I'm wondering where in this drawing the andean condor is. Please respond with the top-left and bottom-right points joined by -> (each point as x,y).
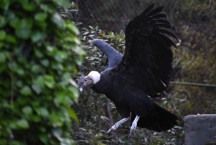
78,4 -> 179,134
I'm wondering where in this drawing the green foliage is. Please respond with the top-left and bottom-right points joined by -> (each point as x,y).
0,0 -> 84,144
172,23 -> 216,114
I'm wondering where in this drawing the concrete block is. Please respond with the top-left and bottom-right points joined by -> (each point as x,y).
184,114 -> 216,145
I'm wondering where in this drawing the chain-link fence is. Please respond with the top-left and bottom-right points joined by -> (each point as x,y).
74,0 -> 215,31
75,0 -> 174,31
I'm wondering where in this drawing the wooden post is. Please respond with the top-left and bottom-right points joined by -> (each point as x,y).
184,114 -> 216,145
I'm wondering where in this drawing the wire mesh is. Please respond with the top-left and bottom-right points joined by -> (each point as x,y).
76,0 -> 156,31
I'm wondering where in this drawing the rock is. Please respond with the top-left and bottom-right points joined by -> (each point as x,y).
184,114 -> 216,145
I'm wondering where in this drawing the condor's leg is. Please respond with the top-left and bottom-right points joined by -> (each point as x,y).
129,115 -> 140,135
107,117 -> 130,133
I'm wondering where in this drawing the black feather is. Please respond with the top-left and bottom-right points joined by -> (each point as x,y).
140,4 -> 155,16
150,13 -> 167,19
146,6 -> 163,17
156,28 -> 179,40
131,104 -> 178,132
154,23 -> 172,29
151,33 -> 177,47
155,19 -> 171,25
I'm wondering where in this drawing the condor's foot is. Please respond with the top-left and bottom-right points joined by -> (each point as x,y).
107,117 -> 130,134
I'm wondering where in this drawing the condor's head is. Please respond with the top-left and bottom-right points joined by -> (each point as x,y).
78,71 -> 101,92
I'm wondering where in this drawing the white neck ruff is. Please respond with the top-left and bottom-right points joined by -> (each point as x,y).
87,71 -> 101,84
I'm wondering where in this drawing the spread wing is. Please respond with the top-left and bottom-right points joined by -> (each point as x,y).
112,5 -> 179,97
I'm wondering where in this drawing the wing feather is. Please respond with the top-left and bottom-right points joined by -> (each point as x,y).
111,5 -> 179,97
151,33 -> 177,47
154,23 -> 172,29
155,28 -> 179,40
139,4 -> 155,16
155,19 -> 172,26
148,6 -> 164,16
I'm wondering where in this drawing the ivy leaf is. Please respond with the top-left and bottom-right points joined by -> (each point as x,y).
0,53 -> 6,63
31,65 -> 42,73
9,17 -> 19,29
31,31 -> 46,43
66,22 -> 79,35
36,108 -> 49,117
22,106 -> 33,115
22,2 -> 36,11
32,76 -> 45,94
41,59 -> 49,67
19,18 -> 33,29
20,86 -> 32,96
53,0 -> 70,9
15,19 -> 33,39
68,86 -> 79,102
52,13 -> 64,28
35,13 -> 47,22
0,0 -> 10,10
16,28 -> 31,39
0,16 -> 6,27
44,75 -> 55,88
5,35 -> 16,44
16,119 -> 29,129
65,106 -> 78,122
0,30 -> 6,40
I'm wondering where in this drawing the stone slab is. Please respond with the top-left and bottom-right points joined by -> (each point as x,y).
184,114 -> 216,145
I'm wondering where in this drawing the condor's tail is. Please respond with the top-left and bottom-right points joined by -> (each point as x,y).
131,104 -> 178,132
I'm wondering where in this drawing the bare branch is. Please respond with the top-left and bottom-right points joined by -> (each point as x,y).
170,81 -> 216,88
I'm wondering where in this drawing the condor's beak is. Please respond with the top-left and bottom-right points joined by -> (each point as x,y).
78,75 -> 94,92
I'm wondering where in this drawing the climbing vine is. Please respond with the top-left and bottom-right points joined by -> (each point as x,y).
0,0 -> 84,144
